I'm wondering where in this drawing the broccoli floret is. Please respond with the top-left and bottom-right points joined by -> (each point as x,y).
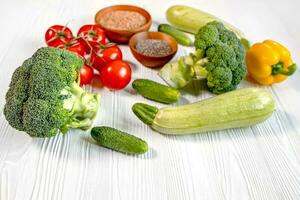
207,67 -> 233,93
159,21 -> 246,94
4,47 -> 100,137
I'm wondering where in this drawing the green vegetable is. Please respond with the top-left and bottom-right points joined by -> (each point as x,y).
4,47 -> 100,137
91,126 -> 148,154
158,24 -> 193,46
132,88 -> 275,135
166,5 -> 246,40
132,79 -> 180,104
159,21 -> 246,94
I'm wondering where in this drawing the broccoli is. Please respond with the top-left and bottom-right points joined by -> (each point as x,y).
4,47 -> 100,137
158,21 -> 246,94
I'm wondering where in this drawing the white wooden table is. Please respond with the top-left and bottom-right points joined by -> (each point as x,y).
0,0 -> 300,199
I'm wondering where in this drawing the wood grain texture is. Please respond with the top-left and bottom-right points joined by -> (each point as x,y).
0,0 -> 300,199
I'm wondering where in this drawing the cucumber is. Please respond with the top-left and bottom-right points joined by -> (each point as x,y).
91,126 -> 148,154
158,24 -> 193,46
132,88 -> 275,135
166,5 -> 246,39
132,79 -> 180,104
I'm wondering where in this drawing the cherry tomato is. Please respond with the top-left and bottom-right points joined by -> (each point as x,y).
45,25 -> 73,47
90,45 -> 123,72
100,60 -> 131,90
80,64 -> 94,85
66,42 -> 85,57
77,25 -> 106,54
54,39 -> 85,57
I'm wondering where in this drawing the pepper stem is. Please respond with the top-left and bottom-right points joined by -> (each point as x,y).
272,62 -> 297,76
132,103 -> 158,125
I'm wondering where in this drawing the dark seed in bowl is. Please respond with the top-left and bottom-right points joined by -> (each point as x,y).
136,39 -> 172,57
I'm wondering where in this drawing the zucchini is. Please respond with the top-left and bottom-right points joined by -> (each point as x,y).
166,5 -> 246,39
132,79 -> 180,104
91,126 -> 148,154
132,88 -> 275,135
158,24 -> 193,46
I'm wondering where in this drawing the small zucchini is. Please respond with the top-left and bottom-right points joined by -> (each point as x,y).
158,24 -> 193,46
132,79 -> 180,104
91,126 -> 148,154
132,88 -> 275,135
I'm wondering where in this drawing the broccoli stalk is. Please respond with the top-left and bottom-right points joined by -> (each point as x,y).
60,82 -> 100,133
4,47 -> 100,137
159,49 -> 206,88
158,21 -> 246,94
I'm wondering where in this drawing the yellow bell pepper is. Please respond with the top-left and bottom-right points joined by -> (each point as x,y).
246,40 -> 297,85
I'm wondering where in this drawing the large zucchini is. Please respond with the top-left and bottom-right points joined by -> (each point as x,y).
132,88 -> 275,135
166,5 -> 246,39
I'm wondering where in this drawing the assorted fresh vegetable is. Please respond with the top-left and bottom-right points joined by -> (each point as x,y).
91,126 -> 148,154
4,47 -> 100,137
44,24 -> 131,89
4,4 -> 297,155
132,88 -> 275,135
159,21 -> 246,94
132,79 -> 180,104
246,40 -> 297,85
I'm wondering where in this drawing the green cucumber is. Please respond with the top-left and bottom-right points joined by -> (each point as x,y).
91,126 -> 148,154
158,24 -> 193,46
132,88 -> 275,135
132,79 -> 180,104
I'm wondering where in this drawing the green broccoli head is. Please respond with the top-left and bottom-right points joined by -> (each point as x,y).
159,21 -> 246,94
4,58 -> 33,130
4,47 -> 100,137
195,21 -> 246,93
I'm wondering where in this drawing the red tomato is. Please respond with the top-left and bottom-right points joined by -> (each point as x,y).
77,25 -> 106,54
90,45 -> 123,72
100,60 -> 131,90
80,64 -> 94,85
66,42 -> 85,57
45,25 -> 73,47
55,39 -> 85,57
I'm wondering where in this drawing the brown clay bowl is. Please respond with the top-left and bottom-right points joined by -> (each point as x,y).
129,31 -> 178,68
95,5 -> 152,44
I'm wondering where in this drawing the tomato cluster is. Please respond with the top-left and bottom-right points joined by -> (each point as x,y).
45,24 -> 131,90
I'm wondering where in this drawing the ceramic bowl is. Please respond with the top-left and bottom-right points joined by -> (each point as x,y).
129,31 -> 178,68
95,5 -> 152,43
